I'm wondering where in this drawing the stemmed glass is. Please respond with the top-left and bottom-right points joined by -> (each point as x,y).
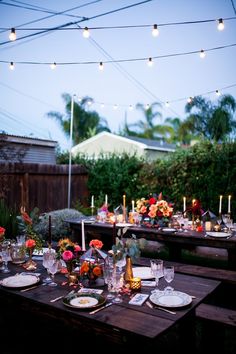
47,255 -> 59,287
112,268 -> 123,303
163,265 -> 175,294
103,265 -> 115,300
150,259 -> 163,292
116,255 -> 126,272
1,241 -> 11,273
42,250 -> 55,284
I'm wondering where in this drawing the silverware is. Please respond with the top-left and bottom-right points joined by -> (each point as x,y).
50,290 -> 76,303
89,302 -> 112,314
20,285 -> 39,292
146,301 -> 176,315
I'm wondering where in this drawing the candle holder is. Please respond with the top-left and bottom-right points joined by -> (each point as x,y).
130,277 -> 141,291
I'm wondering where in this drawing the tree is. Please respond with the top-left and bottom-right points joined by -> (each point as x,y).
184,94 -> 236,142
47,93 -> 110,145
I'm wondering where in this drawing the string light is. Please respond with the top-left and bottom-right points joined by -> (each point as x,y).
83,26 -> 90,38
165,101 -> 170,107
217,18 -> 225,31
147,57 -> 153,67
100,103 -> 105,108
113,104 -> 118,110
9,62 -> 15,70
199,49 -> 206,58
215,89 -> 221,96
145,104 -> 150,110
152,24 -> 159,37
99,62 -> 104,71
9,28 -> 16,41
50,62 -> 57,69
129,104 -> 133,111
187,96 -> 193,103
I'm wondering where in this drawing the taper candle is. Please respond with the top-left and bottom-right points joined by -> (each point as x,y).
183,197 -> 186,213
105,194 -> 108,205
81,220 -> 86,251
91,195 -> 94,208
132,200 -> 135,213
123,194 -> 126,208
228,195 -> 231,213
219,195 -> 223,214
48,215 -> 52,246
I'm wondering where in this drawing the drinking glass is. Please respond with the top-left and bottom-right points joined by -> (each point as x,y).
1,241 -> 10,273
112,268 -> 123,303
48,259 -> 59,287
116,255 -> 126,271
150,259 -> 163,292
42,250 -> 55,284
103,265 -> 115,300
163,265 -> 175,294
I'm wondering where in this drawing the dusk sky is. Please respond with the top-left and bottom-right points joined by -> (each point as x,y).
1,0 -> 236,150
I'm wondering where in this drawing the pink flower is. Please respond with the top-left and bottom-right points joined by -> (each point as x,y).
62,250 -> 74,261
74,244 -> 81,252
0,226 -> 5,236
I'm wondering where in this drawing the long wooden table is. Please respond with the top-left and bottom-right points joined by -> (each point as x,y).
0,259 -> 220,353
66,220 -> 236,270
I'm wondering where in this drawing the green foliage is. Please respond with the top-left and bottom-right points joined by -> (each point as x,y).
0,199 -> 19,238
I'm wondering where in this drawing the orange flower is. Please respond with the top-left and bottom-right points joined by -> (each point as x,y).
93,266 -> 102,277
89,239 -> 103,249
25,239 -> 36,249
80,261 -> 90,274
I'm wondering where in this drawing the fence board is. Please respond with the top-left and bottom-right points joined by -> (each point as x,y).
0,162 -> 88,212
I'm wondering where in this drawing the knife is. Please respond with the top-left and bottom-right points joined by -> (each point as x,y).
89,302 -> 112,314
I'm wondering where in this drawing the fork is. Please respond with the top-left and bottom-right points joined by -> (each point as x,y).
146,301 -> 176,314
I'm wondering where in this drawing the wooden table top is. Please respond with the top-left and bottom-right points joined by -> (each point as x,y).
0,259 -> 220,347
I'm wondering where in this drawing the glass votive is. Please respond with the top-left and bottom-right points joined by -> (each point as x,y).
205,221 -> 212,231
130,277 -> 141,291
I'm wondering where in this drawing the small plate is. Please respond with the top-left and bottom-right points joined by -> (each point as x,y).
162,228 -> 177,233
0,274 -> 40,289
150,290 -> 192,308
63,292 -> 106,309
116,223 -> 133,227
133,267 -> 154,279
206,231 -> 231,238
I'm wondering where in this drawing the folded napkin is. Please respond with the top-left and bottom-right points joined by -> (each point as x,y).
141,280 -> 156,287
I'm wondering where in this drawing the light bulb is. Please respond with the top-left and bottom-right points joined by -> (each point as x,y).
187,97 -> 193,103
83,27 -> 90,38
9,61 -> 15,70
87,100 -> 92,106
215,90 -> 221,96
165,101 -> 170,107
199,49 -> 206,58
9,28 -> 16,41
217,18 -> 224,31
100,103 -> 104,108
152,24 -> 159,37
147,57 -> 153,67
145,104 -> 150,110
129,105 -> 133,111
50,62 -> 56,69
99,62 -> 104,71
113,104 -> 118,110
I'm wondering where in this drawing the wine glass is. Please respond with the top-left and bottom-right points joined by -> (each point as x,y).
47,259 -> 59,287
1,241 -> 10,273
150,259 -> 163,292
111,268 -> 123,303
103,265 -> 115,300
163,265 -> 175,294
42,250 -> 55,284
116,255 -> 126,271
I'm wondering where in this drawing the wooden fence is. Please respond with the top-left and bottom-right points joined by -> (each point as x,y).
0,163 -> 88,213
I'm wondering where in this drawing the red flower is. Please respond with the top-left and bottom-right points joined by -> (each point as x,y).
25,239 -> 36,249
89,239 -> 103,249
0,226 -> 6,236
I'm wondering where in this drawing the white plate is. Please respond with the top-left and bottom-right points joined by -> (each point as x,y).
150,290 -> 192,308
116,223 -> 133,227
162,228 -> 177,232
0,274 -> 40,288
133,267 -> 154,279
206,231 -> 231,238
63,292 -> 106,309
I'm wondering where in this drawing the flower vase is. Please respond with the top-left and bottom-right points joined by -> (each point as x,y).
23,248 -> 37,270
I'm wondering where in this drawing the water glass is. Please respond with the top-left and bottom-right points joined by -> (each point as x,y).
163,265 -> 175,294
150,259 -> 163,291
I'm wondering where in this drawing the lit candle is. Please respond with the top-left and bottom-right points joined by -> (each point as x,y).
91,195 -> 94,208
105,194 -> 108,205
81,220 -> 86,251
132,200 -> 135,213
123,194 -> 126,209
219,195 -> 223,214
183,197 -> 186,213
228,195 -> 231,213
48,215 -> 52,247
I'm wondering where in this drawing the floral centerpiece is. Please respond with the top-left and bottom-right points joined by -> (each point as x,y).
0,226 -> 6,243
136,193 -> 173,227
57,238 -> 81,275
80,239 -> 106,285
17,207 -> 43,252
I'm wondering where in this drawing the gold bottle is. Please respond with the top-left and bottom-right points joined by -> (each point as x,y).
124,255 -> 133,283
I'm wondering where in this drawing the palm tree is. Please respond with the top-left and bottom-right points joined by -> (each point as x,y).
184,94 -> 236,142
164,117 -> 195,145
47,93 -> 110,145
